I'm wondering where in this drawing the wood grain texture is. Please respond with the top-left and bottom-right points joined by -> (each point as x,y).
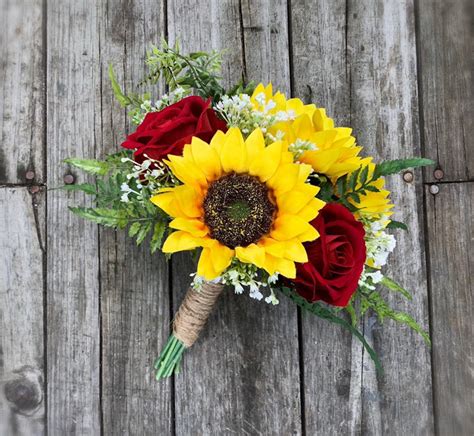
348,1 -> 433,434
0,0 -> 45,184
0,187 -> 45,435
46,1 -> 101,433
291,2 -> 362,434
168,2 -> 302,434
426,182 -> 474,435
97,1 -> 173,434
417,0 -> 474,182
292,1 -> 434,434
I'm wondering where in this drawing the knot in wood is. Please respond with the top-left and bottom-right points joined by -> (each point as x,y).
4,377 -> 42,413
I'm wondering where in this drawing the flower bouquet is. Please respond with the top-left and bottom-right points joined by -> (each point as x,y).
65,41 -> 433,380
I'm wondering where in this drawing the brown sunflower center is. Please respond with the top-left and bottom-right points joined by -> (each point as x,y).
203,173 -> 276,249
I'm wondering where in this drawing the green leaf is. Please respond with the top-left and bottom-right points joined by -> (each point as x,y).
136,221 -> 152,245
388,312 -> 431,345
150,221 -> 167,253
108,63 -> 131,108
61,183 -> 97,195
128,221 -> 141,238
386,220 -> 408,231
348,168 -> 361,191
365,291 -> 431,346
69,207 -> 126,228
64,158 -> 110,176
380,276 -> 412,300
345,301 -> 358,327
359,165 -> 369,185
373,158 -> 434,179
279,286 -> 383,373
364,184 -> 380,193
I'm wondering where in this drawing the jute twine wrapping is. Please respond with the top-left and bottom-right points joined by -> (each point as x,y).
173,282 -> 224,348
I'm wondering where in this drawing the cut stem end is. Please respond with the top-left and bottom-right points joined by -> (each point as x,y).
154,334 -> 186,379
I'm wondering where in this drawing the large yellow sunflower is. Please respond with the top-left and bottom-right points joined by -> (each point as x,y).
151,127 -> 325,280
251,83 -> 369,180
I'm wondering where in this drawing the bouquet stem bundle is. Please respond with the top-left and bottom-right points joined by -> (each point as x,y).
155,282 -> 224,379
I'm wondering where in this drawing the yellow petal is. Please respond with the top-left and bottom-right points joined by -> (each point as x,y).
297,198 -> 326,221
261,238 -> 308,263
189,137 -> 222,181
167,153 -> 207,190
267,163 -> 300,195
162,231 -> 204,253
297,225 -> 319,243
150,191 -> 182,218
197,244 -> 234,280
210,242 -> 234,275
235,243 -> 266,267
277,184 -> 320,215
220,127 -> 247,173
169,217 -> 208,237
197,248 -> 219,280
249,141 -> 283,181
271,214 -> 314,240
244,128 -> 266,165
313,108 -> 334,131
262,254 -> 296,278
173,185 -> 202,218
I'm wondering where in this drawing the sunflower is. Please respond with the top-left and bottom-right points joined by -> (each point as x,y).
275,113 -> 371,180
151,127 -> 325,280
251,83 -> 369,180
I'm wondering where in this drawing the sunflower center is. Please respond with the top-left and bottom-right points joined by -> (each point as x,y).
203,173 -> 276,249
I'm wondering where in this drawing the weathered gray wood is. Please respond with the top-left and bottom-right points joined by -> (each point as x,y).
418,0 -> 474,182
240,0 -> 290,89
292,1 -> 434,434
0,187 -> 45,435
98,1 -> 173,434
0,0 -> 45,184
168,2 -> 302,434
291,1 -> 362,434
348,1 -> 433,434
426,182 -> 474,435
46,1 -> 101,433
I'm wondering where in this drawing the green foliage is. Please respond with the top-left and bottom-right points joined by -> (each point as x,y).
226,79 -> 257,97
141,39 -> 226,100
64,158 -> 110,176
373,158 -> 434,179
361,290 -> 431,345
279,286 -> 383,373
380,276 -> 412,300
63,152 -> 168,251
333,157 -> 434,208
108,63 -> 131,108
386,220 -> 408,231
348,276 -> 431,346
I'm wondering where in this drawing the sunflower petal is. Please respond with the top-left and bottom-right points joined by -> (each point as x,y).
162,231 -> 204,253
169,217 -> 208,237
235,243 -> 266,267
220,127 -> 247,173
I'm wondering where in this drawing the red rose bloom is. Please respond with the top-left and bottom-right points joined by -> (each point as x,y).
292,203 -> 366,307
121,96 -> 227,163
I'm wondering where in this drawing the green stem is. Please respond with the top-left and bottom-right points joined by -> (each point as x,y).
154,334 -> 187,380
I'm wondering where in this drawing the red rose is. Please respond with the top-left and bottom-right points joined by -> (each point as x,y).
121,96 -> 227,163
292,203 -> 366,307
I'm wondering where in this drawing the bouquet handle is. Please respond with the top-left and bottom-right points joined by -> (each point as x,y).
155,282 -> 224,379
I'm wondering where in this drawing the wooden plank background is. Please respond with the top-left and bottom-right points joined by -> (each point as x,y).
0,0 -> 472,435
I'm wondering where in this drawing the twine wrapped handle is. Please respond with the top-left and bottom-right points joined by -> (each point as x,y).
173,282 -> 225,347
155,281 -> 224,379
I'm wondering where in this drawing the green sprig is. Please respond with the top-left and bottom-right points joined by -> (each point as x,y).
279,286 -> 383,373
